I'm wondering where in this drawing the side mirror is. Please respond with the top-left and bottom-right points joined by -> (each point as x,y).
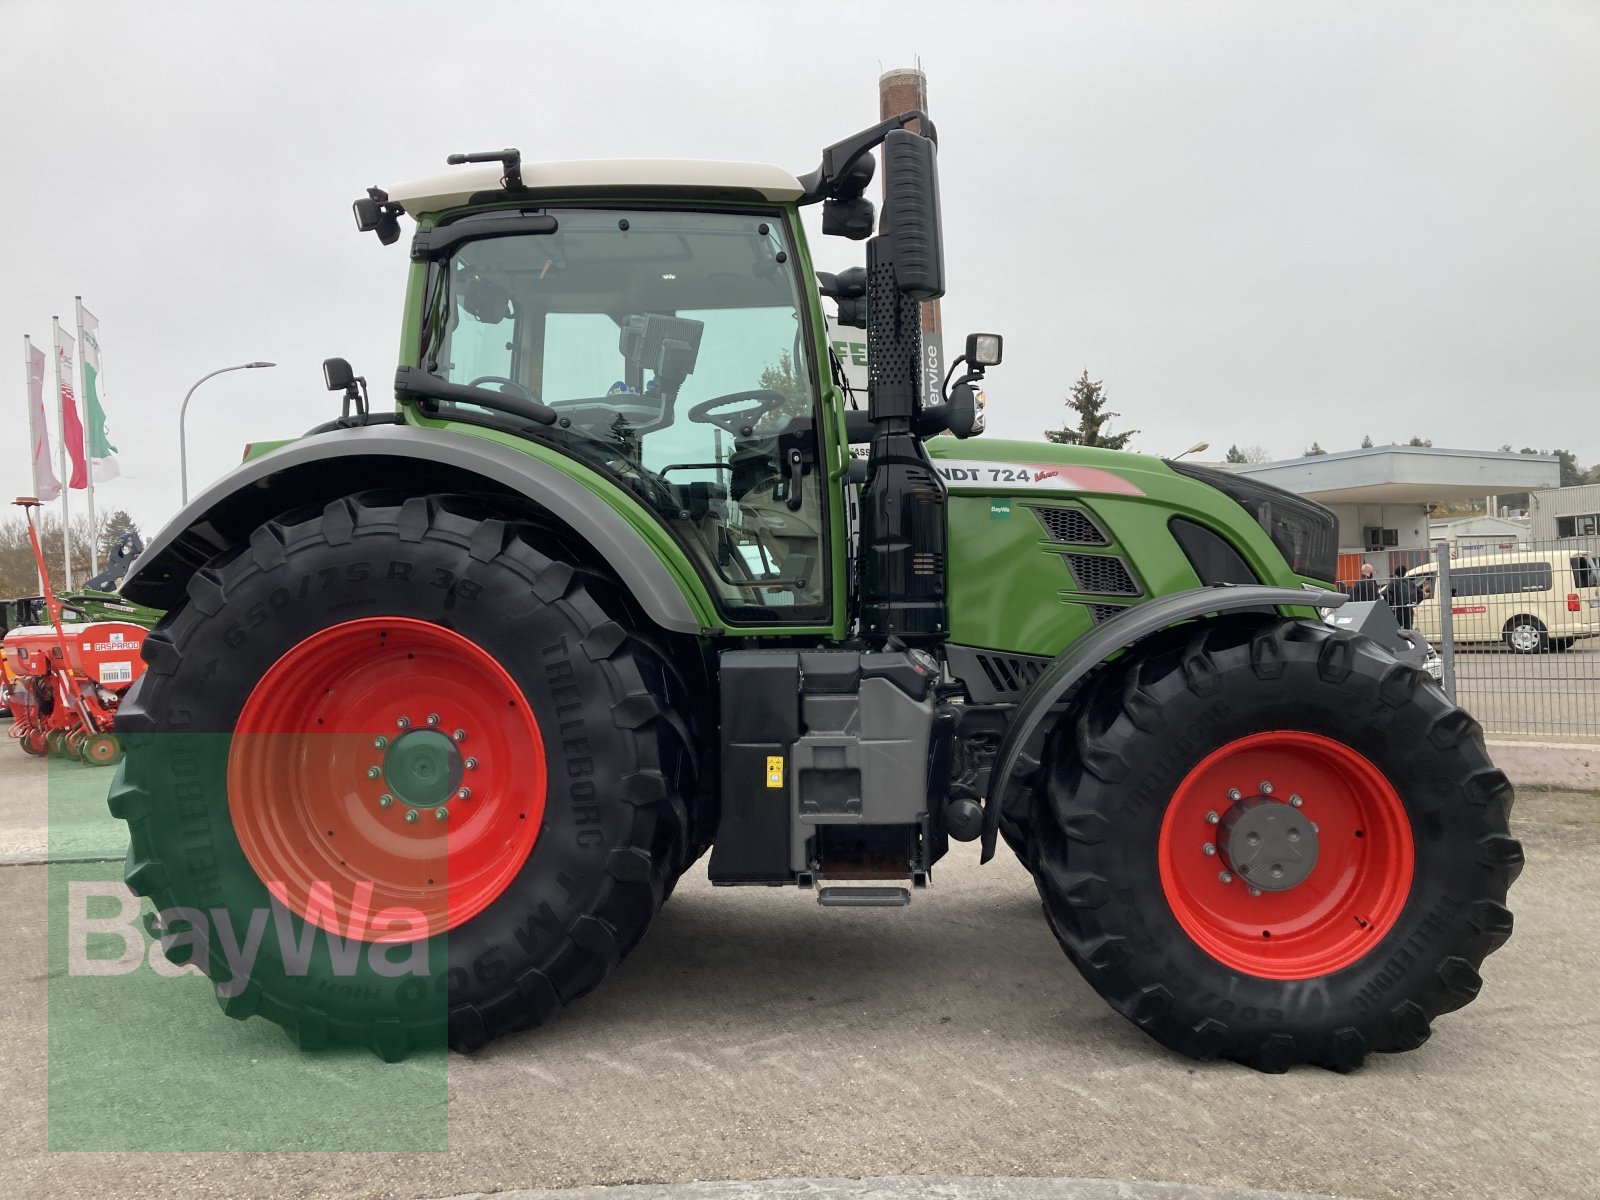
323,356 -> 369,419
947,383 -> 987,439
880,129 -> 944,301
322,357 -> 355,392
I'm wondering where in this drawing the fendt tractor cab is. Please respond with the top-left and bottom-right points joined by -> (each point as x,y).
113,115 -> 1519,1072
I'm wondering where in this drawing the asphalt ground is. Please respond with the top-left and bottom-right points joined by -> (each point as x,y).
1450,640 -> 1600,741
1,748 -> 1597,1200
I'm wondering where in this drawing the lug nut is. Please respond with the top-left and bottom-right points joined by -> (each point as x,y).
366,766 -> 381,779
1218,871 -> 1233,884
1289,794 -> 1303,808
373,736 -> 388,749
1259,780 -> 1274,795
426,713 -> 440,727
1248,886 -> 1262,897
404,809 -> 419,823
1202,843 -> 1217,856
378,794 -> 393,808
396,716 -> 410,729
1206,811 -> 1219,825
457,787 -> 472,801
464,757 -> 478,771
1227,788 -> 1242,801
452,729 -> 467,743
434,806 -> 449,821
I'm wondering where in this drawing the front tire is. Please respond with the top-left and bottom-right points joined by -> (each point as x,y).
111,493 -> 691,1059
1032,618 -> 1521,1072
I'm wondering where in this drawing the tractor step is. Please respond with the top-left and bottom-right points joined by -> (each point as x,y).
816,886 -> 911,908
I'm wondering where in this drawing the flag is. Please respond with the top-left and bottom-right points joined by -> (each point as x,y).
78,305 -> 119,481
26,340 -> 61,501
56,324 -> 88,490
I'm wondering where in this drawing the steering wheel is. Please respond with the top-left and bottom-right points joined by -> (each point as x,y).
687,389 -> 788,436
468,375 -> 539,403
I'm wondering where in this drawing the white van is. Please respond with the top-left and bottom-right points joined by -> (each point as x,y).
1408,550 -> 1600,653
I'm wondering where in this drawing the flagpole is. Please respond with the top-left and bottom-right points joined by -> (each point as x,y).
75,296 -> 98,576
23,336 -> 46,594
52,316 -> 72,590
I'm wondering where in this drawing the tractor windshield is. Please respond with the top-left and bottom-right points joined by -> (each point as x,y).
419,207 -> 827,624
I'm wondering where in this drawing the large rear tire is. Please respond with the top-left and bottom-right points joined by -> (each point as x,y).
1032,618 -> 1521,1072
110,493 -> 691,1059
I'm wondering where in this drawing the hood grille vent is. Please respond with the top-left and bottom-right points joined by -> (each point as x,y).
1063,554 -> 1140,596
1033,506 -> 1108,545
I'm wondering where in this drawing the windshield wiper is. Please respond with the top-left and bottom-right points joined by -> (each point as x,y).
393,366 -> 559,426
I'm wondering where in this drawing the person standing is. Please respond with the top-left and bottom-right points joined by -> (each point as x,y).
1347,562 -> 1381,602
1383,563 -> 1420,629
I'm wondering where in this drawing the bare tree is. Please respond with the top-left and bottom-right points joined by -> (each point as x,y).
0,511 -> 108,598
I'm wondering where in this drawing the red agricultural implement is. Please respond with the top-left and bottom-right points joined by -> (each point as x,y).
2,498 -> 147,766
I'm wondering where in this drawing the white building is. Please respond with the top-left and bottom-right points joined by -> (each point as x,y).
1529,483 -> 1600,543
1427,514 -> 1531,551
1234,445 -> 1558,554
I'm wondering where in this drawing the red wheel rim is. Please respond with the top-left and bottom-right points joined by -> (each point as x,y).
1158,731 -> 1414,979
229,617 -> 546,941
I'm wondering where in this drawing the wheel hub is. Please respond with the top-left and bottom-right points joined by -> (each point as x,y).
382,728 -> 463,810
1217,796 -> 1319,892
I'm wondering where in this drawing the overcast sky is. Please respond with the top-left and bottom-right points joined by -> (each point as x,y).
4,0 -> 1597,537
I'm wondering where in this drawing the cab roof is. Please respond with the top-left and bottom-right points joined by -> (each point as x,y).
387,159 -> 806,215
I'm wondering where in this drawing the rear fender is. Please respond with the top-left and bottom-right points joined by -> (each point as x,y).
122,425 -> 714,634
980,584 -> 1347,861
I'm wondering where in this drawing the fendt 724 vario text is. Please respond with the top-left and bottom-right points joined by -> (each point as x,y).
112,116 -> 1520,1071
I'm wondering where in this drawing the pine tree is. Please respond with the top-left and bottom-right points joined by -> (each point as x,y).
97,509 -> 141,564
1361,435 -> 1373,449
1224,444 -> 1247,464
1043,370 -> 1137,449
1304,442 -> 1328,456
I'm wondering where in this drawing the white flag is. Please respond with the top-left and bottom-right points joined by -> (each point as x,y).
26,339 -> 61,501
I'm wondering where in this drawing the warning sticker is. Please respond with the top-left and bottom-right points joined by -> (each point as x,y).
765,756 -> 784,789
100,661 -> 134,684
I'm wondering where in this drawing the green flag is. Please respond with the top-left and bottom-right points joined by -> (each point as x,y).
78,305 -> 119,480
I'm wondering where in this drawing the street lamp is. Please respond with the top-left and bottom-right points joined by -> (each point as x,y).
1172,441 -> 1210,461
180,362 -> 276,504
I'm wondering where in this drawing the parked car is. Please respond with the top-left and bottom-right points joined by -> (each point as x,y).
1409,549 -> 1600,653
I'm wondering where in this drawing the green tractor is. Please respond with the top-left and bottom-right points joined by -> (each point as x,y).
111,115 -> 1520,1071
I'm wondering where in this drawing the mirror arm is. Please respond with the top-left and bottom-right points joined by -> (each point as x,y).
942,368 -> 985,405
797,111 -> 936,204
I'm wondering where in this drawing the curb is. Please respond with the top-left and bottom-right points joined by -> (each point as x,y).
1485,739 -> 1600,791
425,1179 -> 1349,1200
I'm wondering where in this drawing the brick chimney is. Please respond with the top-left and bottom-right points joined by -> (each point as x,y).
878,66 -> 942,342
